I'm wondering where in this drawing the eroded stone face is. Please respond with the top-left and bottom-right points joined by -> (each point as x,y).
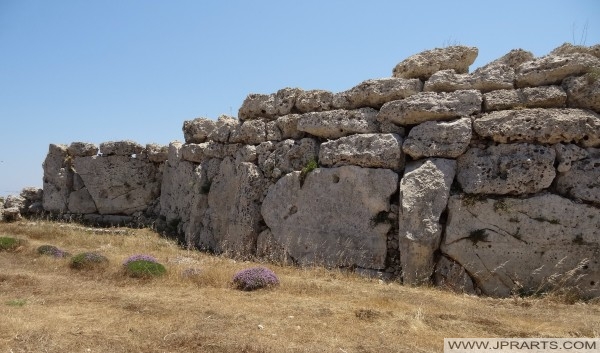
67,142 -> 98,157
319,133 -> 403,170
333,78 -> 423,109
238,88 -> 302,121
297,108 -> 379,139
261,166 -> 398,269
515,53 -> 600,88
442,194 -> 600,298
483,86 -> 567,111
474,108 -> 600,147
392,46 -> 478,80
295,90 -> 333,113
259,138 -> 319,180
457,143 -> 556,195
402,117 -> 472,159
42,144 -> 72,213
563,74 -> 600,114
555,149 -> 600,205
99,141 -> 143,156
182,117 -> 216,144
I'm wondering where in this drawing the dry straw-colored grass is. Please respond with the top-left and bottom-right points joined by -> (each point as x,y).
1,221 -> 599,352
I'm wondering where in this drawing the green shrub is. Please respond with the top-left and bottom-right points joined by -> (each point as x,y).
124,260 -> 166,278
70,252 -> 109,270
0,236 -> 21,251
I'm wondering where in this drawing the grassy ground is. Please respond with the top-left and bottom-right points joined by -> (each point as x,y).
1,221 -> 599,353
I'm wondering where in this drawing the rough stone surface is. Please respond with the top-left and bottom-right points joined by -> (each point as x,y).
200,158 -> 267,255
68,188 -> 97,214
229,119 -> 267,144
515,53 -> 600,88
67,142 -> 98,157
555,149 -> 600,204
319,133 -> 403,170
3,207 -> 21,222
392,46 -> 478,80
145,143 -> 169,163
261,166 -> 398,269
333,78 -> 423,109
424,64 -> 514,93
457,143 -> 556,195
181,142 -> 239,163
256,228 -> 291,264
483,86 -> 567,111
160,142 -> 199,225
74,155 -> 161,215
488,48 -> 535,68
550,42 -> 600,59
43,144 -> 72,213
442,194 -> 600,298
207,115 -> 238,143
259,138 -> 319,180
238,88 -> 302,121
295,90 -> 333,113
474,108 -> 600,147
434,256 -> 477,295
563,74 -> 600,113
273,114 -> 305,140
183,118 -> 216,144
399,158 -> 456,285
99,141 -> 144,156
297,108 -> 379,139
20,187 -> 43,202
378,90 -> 481,126
402,117 -> 472,159
554,143 -> 589,173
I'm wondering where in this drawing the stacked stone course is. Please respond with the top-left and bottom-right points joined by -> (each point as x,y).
24,42 -> 600,298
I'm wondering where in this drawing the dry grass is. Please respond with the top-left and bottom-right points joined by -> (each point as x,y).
1,221 -> 599,353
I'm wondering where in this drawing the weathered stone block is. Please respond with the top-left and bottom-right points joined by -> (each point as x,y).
483,86 -> 567,111
515,53 -> 600,88
259,138 -> 319,180
145,143 -> 169,163
457,143 -> 556,195
99,141 -> 144,156
442,194 -> 600,298
207,115 -> 238,143
261,166 -> 398,269
229,119 -> 267,144
67,142 -> 98,157
297,108 -> 379,139
399,158 -> 456,285
474,108 -> 600,147
554,143 -> 589,173
295,90 -> 333,113
555,149 -> 600,204
42,144 -> 72,213
319,133 -> 403,170
378,90 -> 482,126
563,74 -> 600,113
434,256 -> 476,295
392,46 -> 478,80
333,78 -> 422,109
402,117 -> 472,159
182,117 -> 216,144
238,88 -> 302,121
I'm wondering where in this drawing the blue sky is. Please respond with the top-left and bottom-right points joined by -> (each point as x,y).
0,0 -> 599,197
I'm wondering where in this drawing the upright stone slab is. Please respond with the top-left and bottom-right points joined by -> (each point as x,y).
442,194 -> 600,298
398,158 -> 456,285
319,133 -> 403,170
457,143 -> 556,195
261,166 -> 398,269
42,144 -> 72,213
392,46 -> 478,80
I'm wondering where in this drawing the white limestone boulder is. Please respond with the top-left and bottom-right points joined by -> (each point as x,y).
295,90 -> 333,113
474,108 -> 600,147
483,86 -> 567,111
260,138 -> 319,180
555,149 -> 600,204
377,90 -> 481,126
261,166 -> 398,269
402,117 -> 472,159
392,46 -> 478,80
99,140 -> 144,156
42,144 -> 72,213
563,74 -> 600,113
333,78 -> 423,109
319,133 -> 403,170
399,158 -> 456,285
550,42 -> 600,59
442,194 -> 600,298
457,143 -> 556,195
238,88 -> 302,121
228,119 -> 267,144
182,117 -> 216,144
297,108 -> 379,139
207,115 -> 238,143
67,142 -> 98,157
515,53 -> 600,88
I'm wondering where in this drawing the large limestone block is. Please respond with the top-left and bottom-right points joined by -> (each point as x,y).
144,143 -> 169,163
42,144 -> 73,213
333,78 -> 423,109
378,90 -> 481,126
295,90 -> 333,113
554,143 -> 588,172
515,53 -> 600,88
563,74 -> 600,113
297,108 -> 379,139
483,86 -> 567,111
555,150 -> 600,204
260,138 -> 319,180
399,158 -> 456,285
74,155 -> 161,215
181,142 -> 240,163
201,158 -> 267,255
160,142 -> 200,223
550,42 -> 600,59
488,48 -> 535,68
457,143 -> 556,195
423,65 -> 514,93
319,133 -> 403,170
68,188 -> 97,214
238,88 -> 302,121
228,119 -> 267,144
182,117 -> 216,144
273,114 -> 305,140
261,166 -> 398,269
392,46 -> 478,80
207,115 -> 238,143
99,141 -> 144,156
474,108 -> 600,147
67,142 -> 98,157
434,256 -> 476,295
402,117 -> 472,159
442,194 -> 600,298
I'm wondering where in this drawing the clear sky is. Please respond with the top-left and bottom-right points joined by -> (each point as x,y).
0,0 -> 599,197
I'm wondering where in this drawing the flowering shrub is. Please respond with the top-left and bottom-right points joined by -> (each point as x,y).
37,245 -> 70,258
232,267 -> 279,291
70,252 -> 109,270
122,254 -> 165,278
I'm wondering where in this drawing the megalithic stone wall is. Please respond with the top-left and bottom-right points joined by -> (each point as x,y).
40,42 -> 600,298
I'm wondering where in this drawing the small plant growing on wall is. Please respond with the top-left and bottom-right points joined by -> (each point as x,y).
299,158 -> 318,186
122,254 -> 166,278
232,266 -> 279,291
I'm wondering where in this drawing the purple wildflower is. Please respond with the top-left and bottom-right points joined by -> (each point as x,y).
123,254 -> 158,266
232,267 -> 279,291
